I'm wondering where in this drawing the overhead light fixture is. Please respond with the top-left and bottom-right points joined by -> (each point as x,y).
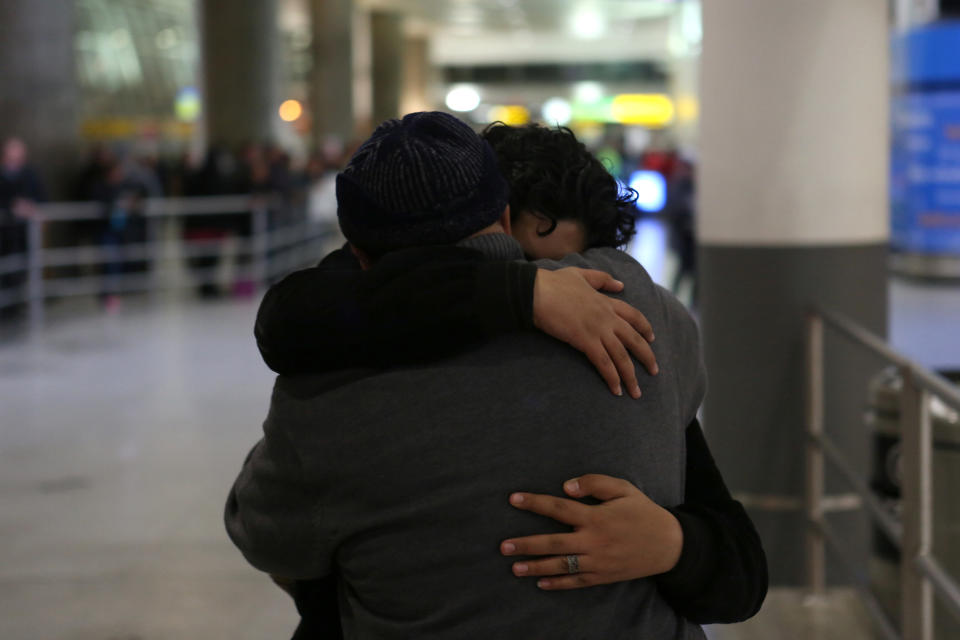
278,99 -> 303,122
445,85 -> 481,112
541,98 -> 573,126
573,81 -> 604,104
570,8 -> 605,39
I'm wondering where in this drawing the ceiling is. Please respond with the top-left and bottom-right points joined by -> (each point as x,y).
356,0 -> 683,37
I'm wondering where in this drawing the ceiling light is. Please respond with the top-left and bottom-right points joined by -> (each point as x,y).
542,98 -> 573,126
445,85 -> 481,112
570,8 -> 605,39
278,99 -> 303,122
573,81 -> 604,104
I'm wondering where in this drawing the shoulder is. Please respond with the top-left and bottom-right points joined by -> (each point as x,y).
534,248 -> 656,289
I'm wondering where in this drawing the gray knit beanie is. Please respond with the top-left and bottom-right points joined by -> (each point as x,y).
336,111 -> 509,256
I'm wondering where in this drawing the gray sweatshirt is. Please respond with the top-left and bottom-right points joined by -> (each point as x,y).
226,233 -> 707,639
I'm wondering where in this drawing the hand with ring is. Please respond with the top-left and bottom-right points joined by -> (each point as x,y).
500,474 -> 684,590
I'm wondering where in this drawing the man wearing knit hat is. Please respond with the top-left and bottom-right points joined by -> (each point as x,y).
226,112 -> 707,639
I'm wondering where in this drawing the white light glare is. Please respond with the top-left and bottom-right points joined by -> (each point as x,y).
541,97 -> 573,126
629,170 -> 667,213
573,81 -> 604,104
445,85 -> 481,112
570,8 -> 605,39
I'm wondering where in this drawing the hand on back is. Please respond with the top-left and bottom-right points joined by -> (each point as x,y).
533,267 -> 658,398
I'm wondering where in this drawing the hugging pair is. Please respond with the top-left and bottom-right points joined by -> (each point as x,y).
228,112 -> 766,639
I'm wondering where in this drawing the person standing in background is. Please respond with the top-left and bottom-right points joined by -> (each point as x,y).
0,138 -> 46,319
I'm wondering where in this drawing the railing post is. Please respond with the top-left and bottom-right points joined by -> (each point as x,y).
26,213 -> 44,332
251,197 -> 269,290
805,312 -> 826,596
901,367 -> 933,640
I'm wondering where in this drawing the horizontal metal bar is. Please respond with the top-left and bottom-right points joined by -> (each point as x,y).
0,287 -> 26,309
734,490 -> 864,514
39,240 -> 255,266
814,431 -> 904,546
35,229 -> 332,268
40,265 -> 260,299
0,253 -> 26,275
916,555 -> 960,626
36,195 -> 261,222
821,493 -> 863,512
815,518 -> 901,640
817,307 -> 960,412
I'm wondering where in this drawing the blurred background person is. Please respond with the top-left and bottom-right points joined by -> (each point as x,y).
0,137 -> 45,319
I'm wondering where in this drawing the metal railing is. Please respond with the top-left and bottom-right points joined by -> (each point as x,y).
0,194 -> 340,330
805,308 -> 960,640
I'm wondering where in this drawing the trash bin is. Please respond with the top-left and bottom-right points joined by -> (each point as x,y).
868,366 -> 960,636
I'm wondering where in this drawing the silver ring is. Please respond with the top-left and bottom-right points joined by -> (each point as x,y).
565,554 -> 580,574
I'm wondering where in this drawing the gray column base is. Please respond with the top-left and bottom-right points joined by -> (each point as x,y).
699,243 -> 888,585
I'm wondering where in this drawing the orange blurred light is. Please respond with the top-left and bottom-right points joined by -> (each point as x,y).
279,99 -> 303,122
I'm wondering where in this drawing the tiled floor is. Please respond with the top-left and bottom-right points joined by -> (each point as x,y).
0,264 -> 957,638
0,301 -> 297,639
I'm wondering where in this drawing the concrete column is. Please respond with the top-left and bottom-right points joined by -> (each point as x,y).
310,0 -> 354,146
201,0 -> 280,147
371,11 -> 404,125
0,0 -> 78,197
400,36 -> 431,116
699,0 -> 890,584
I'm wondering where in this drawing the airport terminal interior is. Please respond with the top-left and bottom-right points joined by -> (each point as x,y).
2,0 -> 960,638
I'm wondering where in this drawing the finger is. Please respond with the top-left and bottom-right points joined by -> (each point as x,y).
615,321 -> 658,377
509,492 -> 591,526
513,555 -> 592,577
501,532 -> 580,557
563,474 -> 639,501
575,268 -> 624,293
537,574 -> 601,590
602,335 -> 641,399
611,299 -> 655,343
583,342 -> 623,396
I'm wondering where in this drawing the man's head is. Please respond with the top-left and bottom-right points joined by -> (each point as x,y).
336,112 -> 510,262
482,123 -> 638,259
2,138 -> 28,173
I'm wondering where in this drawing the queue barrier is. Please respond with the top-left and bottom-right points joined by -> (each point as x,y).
805,309 -> 960,640
0,195 -> 340,330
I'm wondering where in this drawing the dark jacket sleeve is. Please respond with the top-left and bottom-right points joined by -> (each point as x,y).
255,243 -> 537,374
656,419 -> 768,624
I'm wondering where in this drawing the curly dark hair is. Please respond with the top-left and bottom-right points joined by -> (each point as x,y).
481,122 -> 638,249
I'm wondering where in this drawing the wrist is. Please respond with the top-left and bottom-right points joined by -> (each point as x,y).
657,506 -> 685,574
531,268 -> 550,331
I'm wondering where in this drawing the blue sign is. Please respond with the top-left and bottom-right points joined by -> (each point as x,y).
891,22 -> 960,255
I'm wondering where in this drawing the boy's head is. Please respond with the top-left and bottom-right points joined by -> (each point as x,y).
336,111 -> 509,261
482,123 -> 638,259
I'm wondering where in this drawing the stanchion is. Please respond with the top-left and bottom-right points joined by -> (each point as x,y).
900,368 -> 934,640
251,198 -> 269,291
805,312 -> 826,597
27,214 -> 44,333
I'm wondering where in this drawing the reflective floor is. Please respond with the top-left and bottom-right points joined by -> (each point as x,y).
1,240 -> 958,638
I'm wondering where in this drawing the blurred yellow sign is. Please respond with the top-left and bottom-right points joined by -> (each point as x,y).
610,94 -> 674,127
487,105 -> 531,126
80,118 -> 194,141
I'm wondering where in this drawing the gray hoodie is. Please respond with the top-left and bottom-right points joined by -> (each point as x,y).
226,233 -> 706,639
